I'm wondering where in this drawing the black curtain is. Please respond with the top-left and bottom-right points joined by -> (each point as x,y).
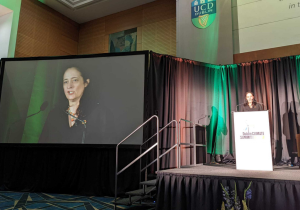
0,144 -> 140,196
156,172 -> 300,210
146,52 -> 300,167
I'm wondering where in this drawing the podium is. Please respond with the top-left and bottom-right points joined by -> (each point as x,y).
233,111 -> 273,171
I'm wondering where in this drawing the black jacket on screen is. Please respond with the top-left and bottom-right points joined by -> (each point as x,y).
39,101 -> 114,144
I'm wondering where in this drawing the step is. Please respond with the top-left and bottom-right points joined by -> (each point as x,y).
127,195 -> 157,207
112,195 -> 150,206
147,173 -> 157,180
131,200 -> 156,207
125,186 -> 156,196
140,179 -> 156,186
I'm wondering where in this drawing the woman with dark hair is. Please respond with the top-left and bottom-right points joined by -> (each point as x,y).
240,92 -> 263,112
39,67 -> 113,144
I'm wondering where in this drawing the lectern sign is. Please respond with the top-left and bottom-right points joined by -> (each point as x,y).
233,111 -> 273,171
240,127 -> 265,140
191,0 -> 217,29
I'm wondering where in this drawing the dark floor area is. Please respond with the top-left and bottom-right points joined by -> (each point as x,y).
0,191 -> 154,210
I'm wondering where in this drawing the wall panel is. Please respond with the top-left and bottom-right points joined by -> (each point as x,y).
16,0 -> 175,57
15,0 -> 79,57
78,0 -> 176,56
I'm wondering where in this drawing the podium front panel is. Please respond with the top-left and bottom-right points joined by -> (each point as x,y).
233,111 -> 273,171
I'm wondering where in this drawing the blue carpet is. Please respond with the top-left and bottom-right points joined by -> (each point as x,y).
0,191 -> 145,210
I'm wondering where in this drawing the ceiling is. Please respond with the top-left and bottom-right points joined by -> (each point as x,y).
39,0 -> 156,24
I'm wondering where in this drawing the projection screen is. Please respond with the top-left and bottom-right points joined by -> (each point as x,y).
0,52 -> 147,144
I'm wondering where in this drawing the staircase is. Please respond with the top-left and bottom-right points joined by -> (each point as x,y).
113,117 -> 208,210
114,117 -> 180,210
113,179 -> 156,207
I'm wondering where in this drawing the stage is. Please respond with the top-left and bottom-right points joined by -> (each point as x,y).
156,164 -> 300,210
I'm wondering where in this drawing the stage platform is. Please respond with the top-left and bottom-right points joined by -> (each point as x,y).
156,164 -> 300,210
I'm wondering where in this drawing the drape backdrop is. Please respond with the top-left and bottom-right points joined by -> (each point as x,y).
1,52 -> 300,195
145,52 -> 300,167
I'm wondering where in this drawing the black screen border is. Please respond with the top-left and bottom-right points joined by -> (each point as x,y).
0,51 -> 149,146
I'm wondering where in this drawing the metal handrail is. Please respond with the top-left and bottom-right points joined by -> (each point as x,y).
117,116 -> 158,146
141,120 -> 177,147
118,143 -> 158,175
179,119 -> 195,168
115,115 -> 159,209
178,119 -> 207,168
141,144 -> 178,172
139,120 -> 179,176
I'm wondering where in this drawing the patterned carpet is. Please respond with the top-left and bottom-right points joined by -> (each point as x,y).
0,191 -> 150,210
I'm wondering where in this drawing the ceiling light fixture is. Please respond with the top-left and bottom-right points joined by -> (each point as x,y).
57,0 -> 108,10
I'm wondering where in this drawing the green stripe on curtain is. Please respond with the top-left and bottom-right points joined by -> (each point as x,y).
206,66 -> 228,154
21,62 -> 48,143
21,61 -> 62,143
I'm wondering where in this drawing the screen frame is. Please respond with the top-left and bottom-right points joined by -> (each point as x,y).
0,51 -> 149,146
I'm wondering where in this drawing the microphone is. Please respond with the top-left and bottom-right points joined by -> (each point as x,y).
26,101 -> 49,118
40,101 -> 48,111
254,99 -> 265,109
198,115 -> 210,124
65,110 -> 87,144
6,101 -> 48,143
236,103 -> 245,111
65,111 -> 87,127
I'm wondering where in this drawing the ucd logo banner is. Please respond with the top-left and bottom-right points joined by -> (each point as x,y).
191,0 -> 216,29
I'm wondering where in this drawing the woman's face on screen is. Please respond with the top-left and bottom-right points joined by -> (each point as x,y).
63,68 -> 89,102
246,93 -> 254,103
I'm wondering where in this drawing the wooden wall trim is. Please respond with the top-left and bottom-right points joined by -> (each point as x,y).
234,44 -> 300,64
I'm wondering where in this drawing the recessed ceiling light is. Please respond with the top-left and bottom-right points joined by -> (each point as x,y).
57,0 -> 108,10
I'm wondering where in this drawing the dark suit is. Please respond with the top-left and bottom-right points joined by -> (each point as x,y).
39,102 -> 114,144
240,103 -> 263,112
